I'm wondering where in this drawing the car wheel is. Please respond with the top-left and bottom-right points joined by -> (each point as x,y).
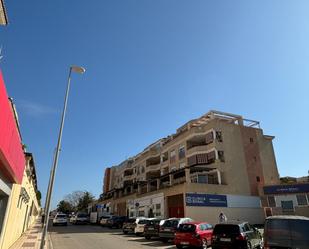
201,238 -> 208,249
161,238 -> 168,243
176,245 -> 183,249
123,231 -> 128,234
247,241 -> 252,249
145,236 -> 151,240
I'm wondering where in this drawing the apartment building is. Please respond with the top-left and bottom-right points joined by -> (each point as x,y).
101,110 -> 280,224
0,72 -> 41,249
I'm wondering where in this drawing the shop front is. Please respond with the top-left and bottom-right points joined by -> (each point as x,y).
0,72 -> 26,242
127,193 -> 164,218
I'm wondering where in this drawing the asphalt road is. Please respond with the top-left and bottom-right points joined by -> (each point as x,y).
49,223 -> 176,249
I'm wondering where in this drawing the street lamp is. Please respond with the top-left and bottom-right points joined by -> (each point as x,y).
40,65 -> 85,249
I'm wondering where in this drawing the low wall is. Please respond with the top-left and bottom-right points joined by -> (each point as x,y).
185,206 -> 264,225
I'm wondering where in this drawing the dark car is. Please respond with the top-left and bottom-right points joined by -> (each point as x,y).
159,218 -> 193,242
174,222 -> 213,249
122,218 -> 137,234
211,221 -> 263,249
106,216 -> 127,229
144,219 -> 162,240
264,215 -> 309,249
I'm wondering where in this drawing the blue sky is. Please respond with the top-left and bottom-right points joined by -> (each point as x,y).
0,0 -> 308,208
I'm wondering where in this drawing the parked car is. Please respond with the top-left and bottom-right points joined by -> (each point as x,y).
69,215 -> 76,223
53,213 -> 68,226
72,213 -> 89,224
106,216 -> 128,229
264,215 -> 309,249
122,217 -> 146,234
159,218 -> 194,242
174,222 -> 213,249
100,215 -> 114,227
123,218 -> 137,234
144,219 -> 163,240
211,221 -> 263,249
134,218 -> 150,236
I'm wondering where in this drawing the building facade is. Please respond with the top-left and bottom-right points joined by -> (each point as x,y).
101,110 -> 280,224
0,71 -> 40,249
262,182 -> 309,218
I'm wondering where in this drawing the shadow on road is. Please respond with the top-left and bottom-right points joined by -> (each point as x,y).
48,223 -> 123,234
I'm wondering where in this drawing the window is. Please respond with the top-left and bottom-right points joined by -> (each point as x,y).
155,203 -> 161,217
296,194 -> 308,206
206,224 -> 213,230
250,137 -> 254,143
216,131 -> 223,142
170,150 -> 176,163
178,146 -> 185,159
256,176 -> 260,182
141,166 -> 145,173
267,196 -> 276,207
218,151 -> 225,162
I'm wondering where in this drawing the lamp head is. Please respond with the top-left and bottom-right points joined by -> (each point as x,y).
70,65 -> 86,74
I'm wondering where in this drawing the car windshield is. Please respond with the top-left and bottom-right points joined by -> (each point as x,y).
56,215 -> 66,218
148,220 -> 161,226
265,219 -> 309,246
137,219 -> 148,224
178,224 -> 196,232
163,219 -> 180,228
213,224 -> 240,235
77,214 -> 88,218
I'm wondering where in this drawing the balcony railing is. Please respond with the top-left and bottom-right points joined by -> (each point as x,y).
146,163 -> 161,172
173,177 -> 186,185
186,145 -> 209,156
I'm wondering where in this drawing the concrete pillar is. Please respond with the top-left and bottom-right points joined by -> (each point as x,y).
156,179 -> 160,190
137,184 -> 141,194
217,169 -> 221,185
124,188 -> 127,196
169,174 -> 173,186
147,182 -> 150,192
185,168 -> 191,184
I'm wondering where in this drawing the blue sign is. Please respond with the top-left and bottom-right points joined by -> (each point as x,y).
186,193 -> 227,207
264,184 -> 309,195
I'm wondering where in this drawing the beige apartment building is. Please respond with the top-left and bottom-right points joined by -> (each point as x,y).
0,153 -> 40,249
100,110 -> 280,224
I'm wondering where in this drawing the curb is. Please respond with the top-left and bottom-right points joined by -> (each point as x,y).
46,233 -> 53,249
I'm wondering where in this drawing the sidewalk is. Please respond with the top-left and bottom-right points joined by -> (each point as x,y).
9,220 -> 52,249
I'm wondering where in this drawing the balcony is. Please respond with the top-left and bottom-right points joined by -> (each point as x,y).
190,169 -> 222,185
186,145 -> 209,156
146,163 -> 161,172
123,174 -> 135,181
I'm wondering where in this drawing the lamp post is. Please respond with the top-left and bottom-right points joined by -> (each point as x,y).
39,65 -> 85,249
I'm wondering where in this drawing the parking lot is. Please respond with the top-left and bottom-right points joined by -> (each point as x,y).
49,224 -> 178,249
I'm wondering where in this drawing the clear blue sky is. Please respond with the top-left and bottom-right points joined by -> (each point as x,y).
0,0 -> 308,208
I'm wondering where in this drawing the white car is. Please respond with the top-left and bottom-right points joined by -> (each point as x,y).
53,213 -> 68,226
100,215 -> 113,226
134,217 -> 147,235
73,213 -> 89,224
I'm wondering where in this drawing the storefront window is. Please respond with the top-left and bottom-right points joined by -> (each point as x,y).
296,194 -> 308,206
